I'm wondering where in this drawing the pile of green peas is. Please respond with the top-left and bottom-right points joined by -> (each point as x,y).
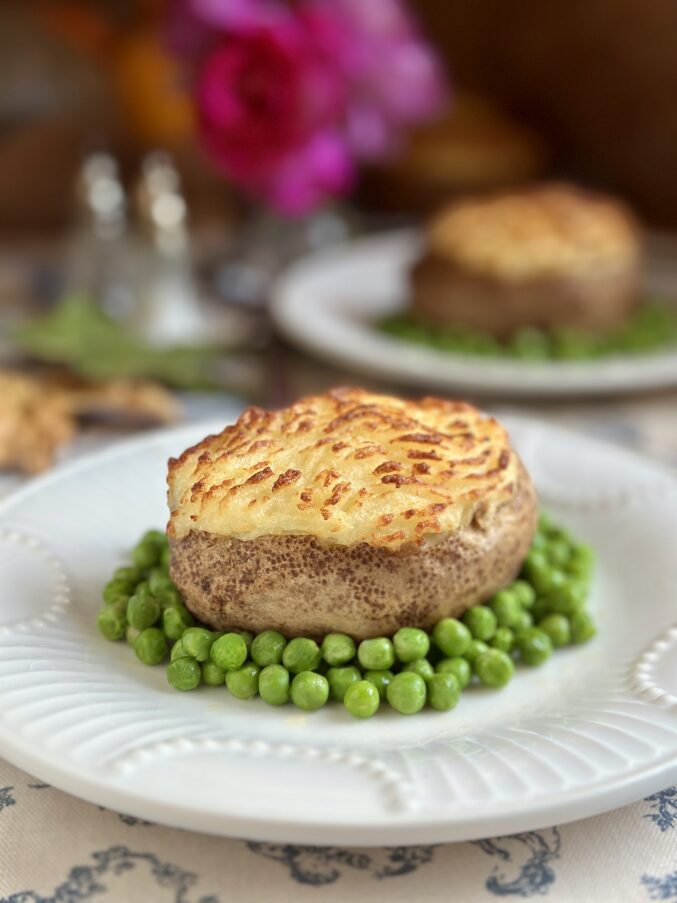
97,513 -> 596,719
380,301 -> 677,362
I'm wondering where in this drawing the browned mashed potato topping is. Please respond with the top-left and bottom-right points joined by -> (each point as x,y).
167,387 -> 519,550
427,183 -> 640,282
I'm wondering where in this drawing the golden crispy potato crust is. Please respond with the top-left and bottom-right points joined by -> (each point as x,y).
167,388 -> 519,550
426,183 -> 640,282
169,460 -> 537,638
411,183 -> 641,337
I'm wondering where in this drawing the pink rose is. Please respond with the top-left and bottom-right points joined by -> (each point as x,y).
196,24 -> 353,214
169,0 -> 448,214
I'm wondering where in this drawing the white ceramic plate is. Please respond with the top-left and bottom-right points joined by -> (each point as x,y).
0,418 -> 676,845
271,230 -> 677,397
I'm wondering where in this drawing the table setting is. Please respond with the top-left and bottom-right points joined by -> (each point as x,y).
1,1 -> 677,900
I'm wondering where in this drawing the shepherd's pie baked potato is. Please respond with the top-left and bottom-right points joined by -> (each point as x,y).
411,183 -> 641,337
167,388 -> 537,638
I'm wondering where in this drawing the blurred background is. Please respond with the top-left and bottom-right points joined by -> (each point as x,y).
2,0 -> 677,484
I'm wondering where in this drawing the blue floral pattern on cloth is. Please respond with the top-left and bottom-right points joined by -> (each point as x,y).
474,829 -> 561,897
3,771 -> 677,899
643,787 -> 677,832
97,805 -> 155,827
640,787 -> 677,900
0,847 -> 219,903
244,842 -> 436,886
0,787 -> 15,815
641,873 -> 677,900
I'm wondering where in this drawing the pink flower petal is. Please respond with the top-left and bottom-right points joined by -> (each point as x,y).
268,132 -> 355,216
193,0 -> 288,30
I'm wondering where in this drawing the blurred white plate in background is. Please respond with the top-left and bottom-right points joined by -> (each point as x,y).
271,229 -> 677,397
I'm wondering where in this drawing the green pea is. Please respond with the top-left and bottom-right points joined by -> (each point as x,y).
201,660 -> 226,686
133,581 -> 153,602
161,604 -> 194,640
435,657 -> 471,689
489,590 -> 522,628
386,672 -> 426,715
211,633 -> 248,671
321,633 -> 356,666
464,639 -> 489,666
238,630 -> 254,653
568,544 -> 595,579
432,618 -> 471,657
530,530 -> 548,551
113,566 -> 142,587
327,665 -> 361,702
357,637 -> 395,671
512,579 -> 536,609
182,627 -> 214,662
126,625 -> 141,647
148,569 -> 175,596
259,664 -> 290,706
517,627 -> 553,666
156,586 -> 183,609
226,662 -> 260,699
427,672 -> 461,711
510,327 -> 550,359
549,580 -> 588,615
402,658 -> 435,681
548,539 -> 571,568
166,656 -> 201,690
160,545 -> 171,570
522,549 -> 550,590
512,610 -> 534,631
126,593 -> 160,630
528,560 -> 567,595
132,541 -> 160,571
463,606 -> 497,641
102,579 -> 130,606
141,529 -> 168,548
282,637 -> 322,674
538,613 -> 571,648
170,637 -> 189,661
290,671 -> 329,711
134,628 -> 168,665
97,604 -> 126,641
475,649 -> 514,688
547,525 -> 573,546
251,630 -> 287,667
570,610 -> 597,644
553,329 -> 593,360
491,627 -> 515,653
344,680 -> 380,719
363,669 -> 394,700
393,627 -> 430,663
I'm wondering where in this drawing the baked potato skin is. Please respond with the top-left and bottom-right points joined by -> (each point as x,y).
169,461 -> 537,639
410,254 -> 640,338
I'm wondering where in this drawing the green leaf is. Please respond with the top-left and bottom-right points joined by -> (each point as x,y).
15,295 -> 220,389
